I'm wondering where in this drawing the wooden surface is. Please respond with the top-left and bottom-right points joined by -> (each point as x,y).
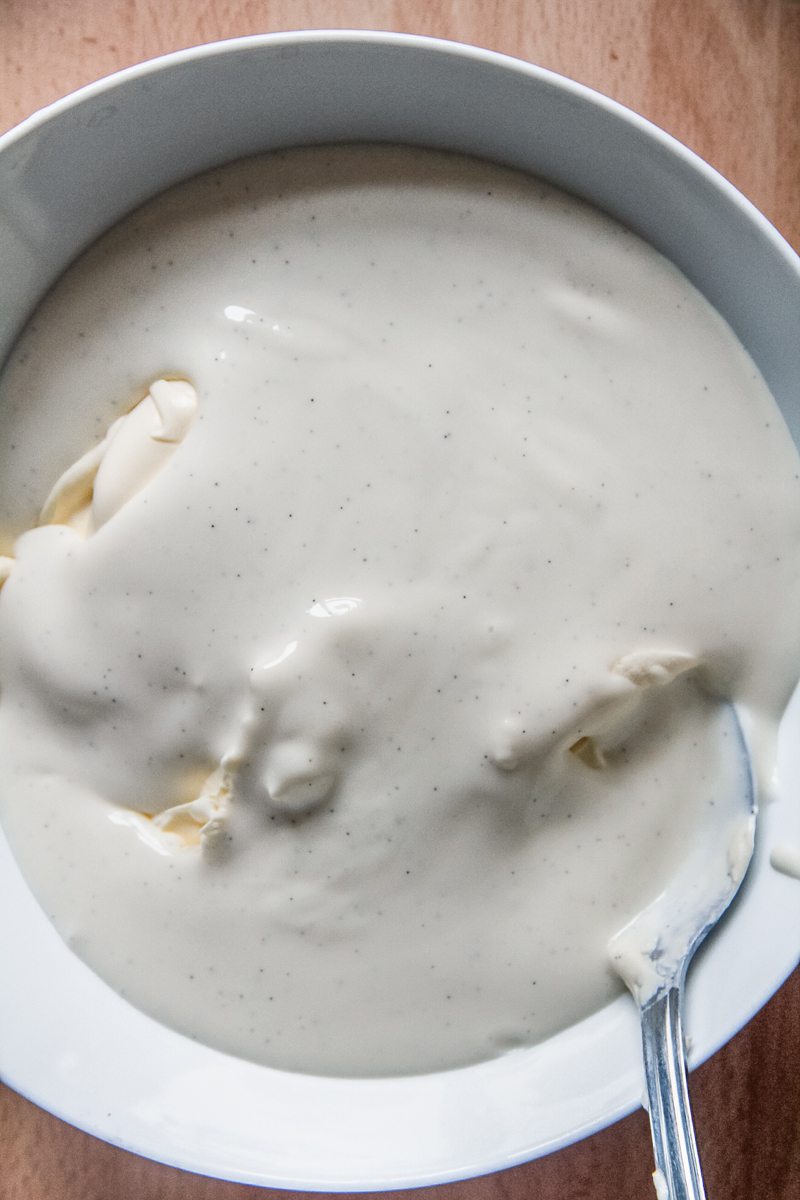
1,2 -> 798,1198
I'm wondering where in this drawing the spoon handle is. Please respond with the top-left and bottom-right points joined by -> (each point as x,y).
640,985 -> 707,1200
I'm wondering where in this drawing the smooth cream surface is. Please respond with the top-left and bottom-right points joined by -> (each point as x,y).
0,147 -> 799,1075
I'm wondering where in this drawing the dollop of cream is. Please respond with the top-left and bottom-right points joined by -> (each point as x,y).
770,842 -> 800,880
111,763 -> 231,855
39,378 -> 197,535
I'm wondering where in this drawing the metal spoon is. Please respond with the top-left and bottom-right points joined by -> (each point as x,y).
608,702 -> 755,1200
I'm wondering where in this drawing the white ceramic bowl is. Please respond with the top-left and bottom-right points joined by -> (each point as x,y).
1,31 -> 799,1190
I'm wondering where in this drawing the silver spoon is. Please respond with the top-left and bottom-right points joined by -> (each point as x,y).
608,702 -> 755,1200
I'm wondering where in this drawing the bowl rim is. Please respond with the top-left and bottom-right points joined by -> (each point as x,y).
1,27 -> 797,261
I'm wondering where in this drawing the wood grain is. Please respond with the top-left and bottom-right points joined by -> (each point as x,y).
0,3 -> 798,1198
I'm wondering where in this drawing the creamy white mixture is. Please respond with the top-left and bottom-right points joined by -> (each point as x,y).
0,147 -> 798,1076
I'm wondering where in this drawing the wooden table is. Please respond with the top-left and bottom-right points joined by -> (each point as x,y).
1,3 -> 798,1198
